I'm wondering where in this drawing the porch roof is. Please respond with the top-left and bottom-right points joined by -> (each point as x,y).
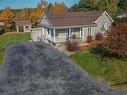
44,11 -> 103,27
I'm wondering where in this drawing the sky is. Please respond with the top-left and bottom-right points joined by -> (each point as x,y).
0,0 -> 79,9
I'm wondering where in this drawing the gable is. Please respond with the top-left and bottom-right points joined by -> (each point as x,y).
95,11 -> 114,23
95,11 -> 113,32
40,13 -> 52,27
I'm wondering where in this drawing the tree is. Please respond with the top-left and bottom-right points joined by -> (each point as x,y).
16,8 -> 31,20
71,0 -> 118,13
118,0 -> 127,12
38,0 -> 48,8
31,0 -> 48,26
101,23 -> 127,58
48,2 -> 68,13
98,0 -> 117,13
1,7 -> 14,31
71,0 -> 99,12
31,6 -> 44,26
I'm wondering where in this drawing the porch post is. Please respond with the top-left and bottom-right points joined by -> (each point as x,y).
82,27 -> 85,41
41,28 -> 44,35
53,29 -> 56,42
23,26 -> 26,32
16,26 -> 19,33
49,29 -> 52,40
69,28 -> 71,38
80,28 -> 82,38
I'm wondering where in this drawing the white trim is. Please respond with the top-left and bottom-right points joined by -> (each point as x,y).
16,26 -> 19,33
80,28 -> 82,38
45,14 -> 53,27
53,29 -> 56,42
69,28 -> 71,38
39,12 -> 53,27
53,24 -> 97,29
94,11 -> 114,23
82,27 -> 85,40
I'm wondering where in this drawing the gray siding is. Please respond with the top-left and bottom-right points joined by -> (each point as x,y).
55,29 -> 68,42
82,27 -> 96,41
96,13 -> 112,34
40,14 -> 51,27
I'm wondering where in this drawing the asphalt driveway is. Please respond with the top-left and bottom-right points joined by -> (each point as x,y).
0,42 -> 126,95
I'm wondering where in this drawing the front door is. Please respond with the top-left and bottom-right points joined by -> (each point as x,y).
18,26 -> 24,32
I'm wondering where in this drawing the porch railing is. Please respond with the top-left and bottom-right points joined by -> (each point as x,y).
47,36 -> 66,43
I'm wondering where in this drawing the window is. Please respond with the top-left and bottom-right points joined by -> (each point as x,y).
25,26 -> 29,30
101,22 -> 107,31
88,27 -> 92,36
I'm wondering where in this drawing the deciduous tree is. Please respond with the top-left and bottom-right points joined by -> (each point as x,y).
102,23 -> 127,58
31,6 -> 44,26
1,7 -> 14,30
16,9 -> 31,20
31,0 -> 47,26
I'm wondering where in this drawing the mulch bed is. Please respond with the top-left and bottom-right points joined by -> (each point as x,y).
79,40 -> 98,51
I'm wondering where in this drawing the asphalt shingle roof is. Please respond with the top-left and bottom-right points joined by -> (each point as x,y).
15,19 -> 31,26
44,11 -> 104,27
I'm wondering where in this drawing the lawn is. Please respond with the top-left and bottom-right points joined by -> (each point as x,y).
71,50 -> 127,90
0,32 -> 31,64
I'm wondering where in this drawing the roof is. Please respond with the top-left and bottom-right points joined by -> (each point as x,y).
43,11 -> 105,27
14,19 -> 31,26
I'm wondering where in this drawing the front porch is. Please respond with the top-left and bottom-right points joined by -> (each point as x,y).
43,27 -> 89,44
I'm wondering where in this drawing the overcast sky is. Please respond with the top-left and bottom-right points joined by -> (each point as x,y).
0,0 -> 79,9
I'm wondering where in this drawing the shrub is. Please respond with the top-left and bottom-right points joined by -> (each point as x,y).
72,34 -> 77,39
99,23 -> 127,58
90,44 -> 108,61
87,35 -> 93,43
65,35 -> 79,52
95,33 -> 103,40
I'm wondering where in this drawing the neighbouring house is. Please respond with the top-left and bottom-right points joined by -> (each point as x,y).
31,11 -> 113,43
117,13 -> 127,18
0,20 -> 4,26
0,20 -> 4,34
14,19 -> 32,32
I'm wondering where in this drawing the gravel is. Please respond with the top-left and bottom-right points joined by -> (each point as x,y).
0,42 -> 126,95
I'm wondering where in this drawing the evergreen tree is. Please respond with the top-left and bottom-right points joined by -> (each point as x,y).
71,0 -> 99,12
48,2 -> 68,13
118,0 -> 127,12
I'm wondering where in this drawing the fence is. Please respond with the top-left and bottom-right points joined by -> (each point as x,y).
31,28 -> 44,42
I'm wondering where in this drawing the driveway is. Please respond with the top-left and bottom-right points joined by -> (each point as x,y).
0,42 -> 126,95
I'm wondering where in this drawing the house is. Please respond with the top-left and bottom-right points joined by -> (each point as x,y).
0,20 -> 4,26
32,11 -> 113,43
117,13 -> 127,18
14,19 -> 32,32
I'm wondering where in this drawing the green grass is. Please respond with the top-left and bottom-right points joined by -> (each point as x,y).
71,51 -> 127,90
0,32 -> 31,64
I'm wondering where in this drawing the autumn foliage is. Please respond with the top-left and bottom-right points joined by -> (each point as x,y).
0,7 -> 14,29
101,23 -> 127,58
31,6 -> 44,26
16,9 -> 31,20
